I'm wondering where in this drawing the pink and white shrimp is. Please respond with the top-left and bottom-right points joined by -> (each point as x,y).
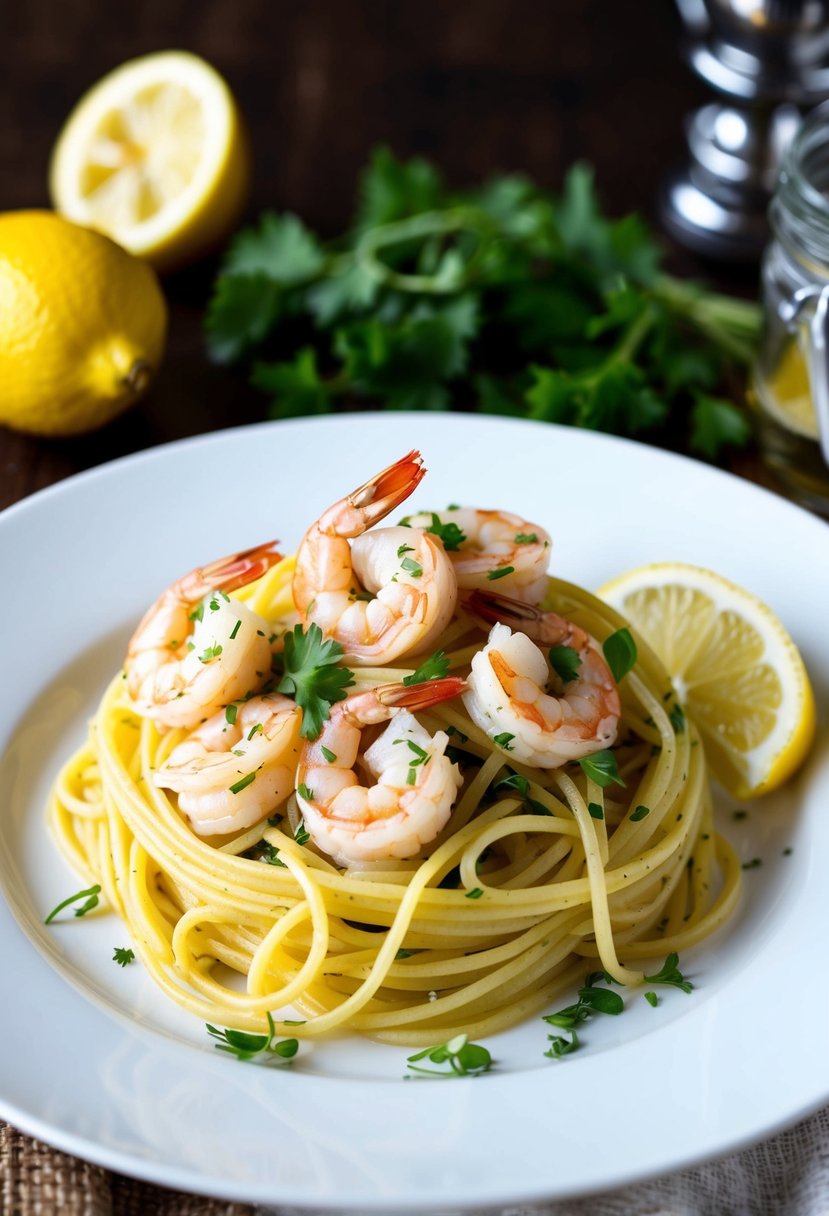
125,542 -> 281,729
291,451 -> 458,666
296,678 -> 466,866
404,507 -> 552,603
463,589 -> 620,769
154,694 -> 302,836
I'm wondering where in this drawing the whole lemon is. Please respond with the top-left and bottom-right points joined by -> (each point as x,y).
0,211 -> 167,437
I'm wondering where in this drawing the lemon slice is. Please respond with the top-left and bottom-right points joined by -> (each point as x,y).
49,51 -> 249,274
599,562 -> 815,799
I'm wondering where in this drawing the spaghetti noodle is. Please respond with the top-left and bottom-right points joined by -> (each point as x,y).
48,552 -> 740,1046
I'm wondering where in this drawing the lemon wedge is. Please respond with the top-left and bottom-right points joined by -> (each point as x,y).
599,562 -> 815,799
49,51 -> 249,274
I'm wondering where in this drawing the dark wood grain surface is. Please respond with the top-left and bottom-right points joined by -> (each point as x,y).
0,2 -> 772,1209
0,0 -> 757,517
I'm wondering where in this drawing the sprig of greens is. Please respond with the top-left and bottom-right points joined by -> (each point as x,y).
206,1012 -> 299,1063
44,884 -> 101,924
205,149 -> 760,458
275,623 -> 355,740
113,947 -> 135,967
405,1033 -> 493,1078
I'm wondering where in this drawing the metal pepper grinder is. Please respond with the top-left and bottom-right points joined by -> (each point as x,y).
661,0 -> 829,260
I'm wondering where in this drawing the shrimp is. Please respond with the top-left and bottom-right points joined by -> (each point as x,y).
462,589 -> 620,769
125,542 -> 281,729
296,677 -> 466,866
154,694 -> 302,836
292,451 -> 458,665
403,507 -> 551,603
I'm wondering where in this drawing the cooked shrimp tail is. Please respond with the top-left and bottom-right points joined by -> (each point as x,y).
296,677 -> 466,865
466,588 -> 590,651
345,449 -> 427,529
463,588 -> 621,769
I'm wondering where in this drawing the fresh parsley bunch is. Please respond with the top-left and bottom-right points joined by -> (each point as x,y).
205,148 -> 760,458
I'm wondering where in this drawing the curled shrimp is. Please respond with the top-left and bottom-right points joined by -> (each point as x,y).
126,542 -> 281,729
155,694 -> 302,836
296,678 -> 466,866
462,589 -> 620,769
292,451 -> 458,665
404,507 -> 551,603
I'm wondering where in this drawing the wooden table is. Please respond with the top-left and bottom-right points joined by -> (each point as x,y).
0,2 -> 774,1211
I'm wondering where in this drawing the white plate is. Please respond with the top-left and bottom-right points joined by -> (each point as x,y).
1,413 -> 828,1214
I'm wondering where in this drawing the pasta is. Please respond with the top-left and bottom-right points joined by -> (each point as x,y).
48,552 -> 741,1046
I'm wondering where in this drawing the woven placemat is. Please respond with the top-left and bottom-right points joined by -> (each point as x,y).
0,1122 -> 256,1216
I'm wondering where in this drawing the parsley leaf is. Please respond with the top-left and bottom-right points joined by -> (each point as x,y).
578,749 -> 625,787
402,650 -> 450,685
425,513 -> 467,551
549,644 -> 581,683
277,623 -> 355,739
113,946 -> 135,967
643,952 -> 693,993
45,885 -> 102,924
406,1032 -> 492,1078
206,1012 -> 299,1064
222,212 -> 325,284
602,627 -> 637,683
252,348 -> 330,420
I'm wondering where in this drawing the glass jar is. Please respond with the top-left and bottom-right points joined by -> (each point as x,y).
752,100 -> 829,517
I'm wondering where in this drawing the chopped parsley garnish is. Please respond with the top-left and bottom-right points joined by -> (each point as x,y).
406,1033 -> 492,1078
402,650 -> 449,685
258,842 -> 286,866
643,952 -> 693,992
493,732 -> 515,751
668,702 -> 686,733
514,533 -> 538,544
229,619 -> 242,640
44,884 -> 102,924
644,991 -> 659,1007
425,513 -> 467,551
297,783 -> 314,801
112,946 -> 135,967
276,623 -> 355,740
396,543 -> 414,557
629,804 -> 651,821
602,627 -> 637,683
587,801 -> 604,820
229,772 -> 256,794
548,644 -> 581,683
198,643 -> 223,663
294,821 -> 311,846
578,749 -> 625,788
400,556 -> 423,578
486,566 -> 515,581
188,602 -> 205,623
465,887 -> 484,899
320,746 -> 337,763
544,1030 -> 580,1059
206,1012 -> 299,1064
247,722 -> 263,740
493,771 -> 550,816
225,704 -> 238,725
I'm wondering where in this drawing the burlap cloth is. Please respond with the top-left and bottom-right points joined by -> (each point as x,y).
4,1103 -> 829,1216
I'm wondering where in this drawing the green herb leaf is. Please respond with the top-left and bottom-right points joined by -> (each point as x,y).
222,212 -> 325,284
425,513 -> 467,551
578,749 -> 625,787
587,801 -> 604,820
549,644 -> 582,683
252,348 -> 330,421
112,946 -> 135,967
405,1032 -> 492,1078
45,885 -> 102,924
206,1011 -> 299,1064
602,628 -> 637,682
402,650 -> 449,685
669,703 -> 686,733
486,566 -> 515,581
277,623 -> 355,740
630,804 -> 651,821
643,952 -> 693,993
493,732 -> 515,751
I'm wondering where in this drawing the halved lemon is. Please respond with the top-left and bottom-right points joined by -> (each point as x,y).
49,51 -> 250,274
599,562 -> 815,799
